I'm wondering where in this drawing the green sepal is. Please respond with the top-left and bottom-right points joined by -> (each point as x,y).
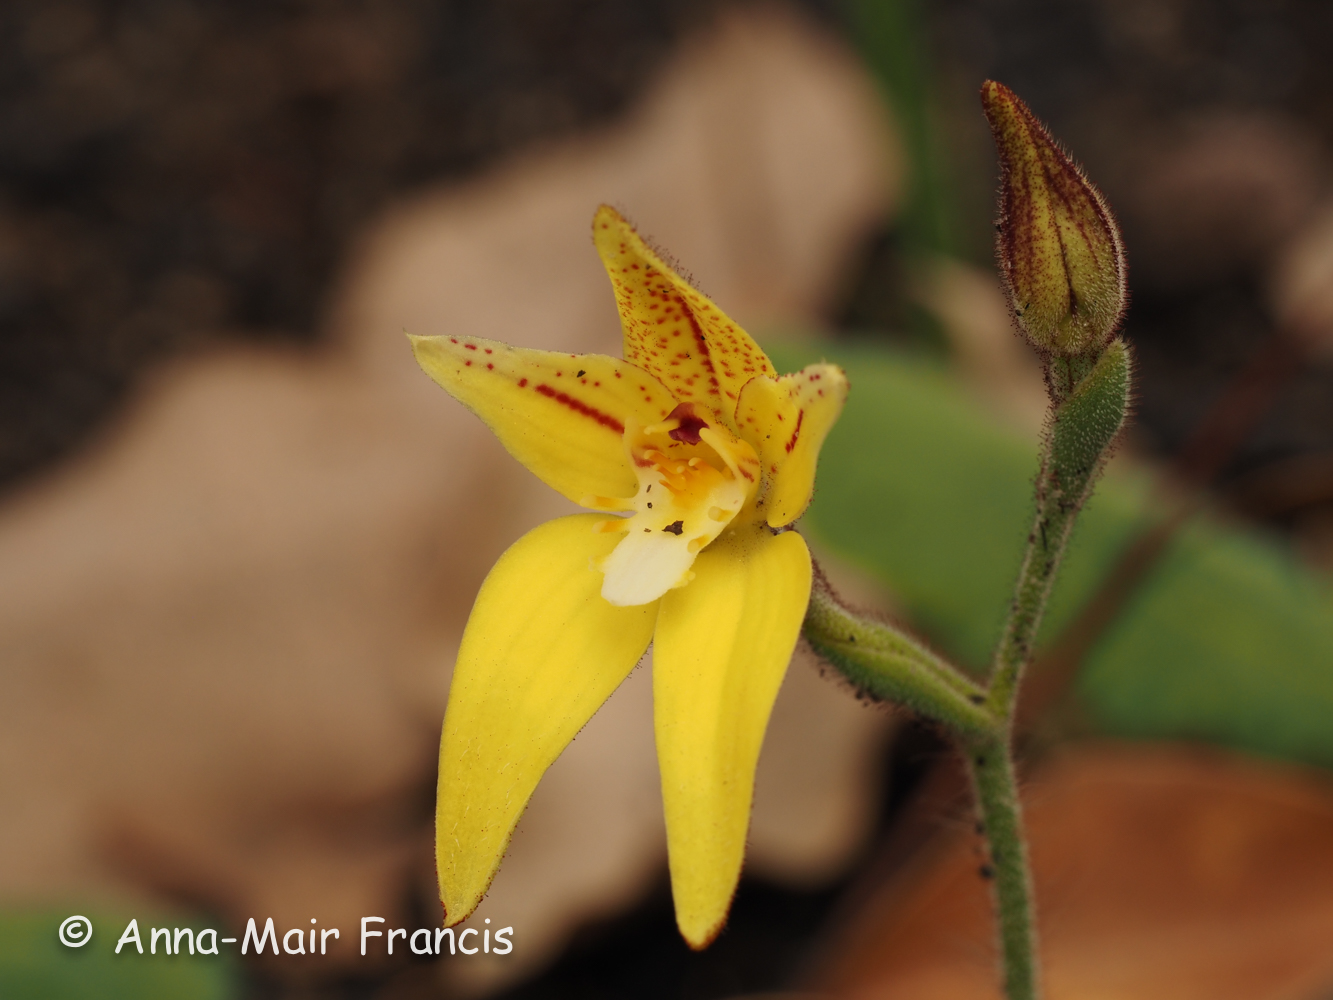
1046,338 -> 1132,504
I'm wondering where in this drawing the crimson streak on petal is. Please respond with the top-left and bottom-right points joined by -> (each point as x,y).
534,384 -> 625,434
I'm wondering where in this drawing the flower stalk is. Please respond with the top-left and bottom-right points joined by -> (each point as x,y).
987,340 -> 1132,718
966,735 -> 1038,1000
803,82 -> 1130,1000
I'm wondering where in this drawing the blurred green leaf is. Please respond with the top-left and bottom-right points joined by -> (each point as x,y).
1082,519 -> 1333,765
771,342 -> 1333,768
0,910 -> 238,1000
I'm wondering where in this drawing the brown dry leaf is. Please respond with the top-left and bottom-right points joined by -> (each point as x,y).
823,744 -> 1333,1000
1271,197 -> 1333,358
1114,112 -> 1325,289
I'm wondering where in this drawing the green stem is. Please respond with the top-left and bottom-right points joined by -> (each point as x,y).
804,581 -> 1038,999
805,344 -> 1129,1000
984,454 -> 1075,717
967,732 -> 1038,1000
987,341 -> 1132,717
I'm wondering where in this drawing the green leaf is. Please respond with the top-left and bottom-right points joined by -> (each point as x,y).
0,910 -> 239,1000
1080,518 -> 1333,765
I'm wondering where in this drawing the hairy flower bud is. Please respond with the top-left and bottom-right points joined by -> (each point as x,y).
982,80 -> 1126,357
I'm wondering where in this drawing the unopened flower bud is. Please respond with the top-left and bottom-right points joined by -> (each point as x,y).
982,80 -> 1126,357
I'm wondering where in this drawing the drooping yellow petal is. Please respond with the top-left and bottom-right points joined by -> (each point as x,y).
411,333 -> 675,504
735,362 -> 849,527
652,525 -> 813,948
593,206 -> 777,429
437,514 -> 659,924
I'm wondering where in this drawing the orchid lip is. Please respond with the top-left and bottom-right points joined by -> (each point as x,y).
593,404 -> 760,606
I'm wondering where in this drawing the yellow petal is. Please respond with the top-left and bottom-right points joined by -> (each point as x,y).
411,333 -> 675,504
593,206 -> 776,429
653,525 -> 813,947
437,514 -> 659,924
735,363 -> 849,527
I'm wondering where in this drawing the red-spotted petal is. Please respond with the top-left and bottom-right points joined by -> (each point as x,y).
411,333 -> 676,503
593,205 -> 776,431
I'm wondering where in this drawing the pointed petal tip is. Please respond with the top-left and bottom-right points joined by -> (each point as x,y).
656,530 -> 810,955
438,862 -> 489,929
679,915 -> 726,951
439,897 -> 477,930
436,514 -> 658,941
593,204 -> 633,240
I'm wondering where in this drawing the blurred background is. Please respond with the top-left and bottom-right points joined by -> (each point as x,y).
3,1 -> 1333,998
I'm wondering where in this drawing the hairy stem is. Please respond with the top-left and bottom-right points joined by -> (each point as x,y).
985,460 -> 1076,718
806,343 -> 1129,1000
967,732 -> 1038,1000
987,341 -> 1132,718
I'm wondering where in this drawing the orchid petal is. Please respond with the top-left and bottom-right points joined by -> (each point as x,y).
652,526 -> 813,947
436,514 -> 659,924
736,363 -> 849,527
593,206 -> 776,430
411,333 -> 675,504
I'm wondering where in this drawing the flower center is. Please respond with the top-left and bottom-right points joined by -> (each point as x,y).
587,404 -> 760,606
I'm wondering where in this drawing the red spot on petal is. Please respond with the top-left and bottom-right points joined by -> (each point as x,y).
465,343 -> 477,351
535,384 -> 624,433
487,363 -> 494,370
784,409 -> 805,453
518,378 -> 528,388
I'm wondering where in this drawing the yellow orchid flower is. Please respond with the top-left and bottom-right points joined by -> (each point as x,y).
410,205 -> 848,949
